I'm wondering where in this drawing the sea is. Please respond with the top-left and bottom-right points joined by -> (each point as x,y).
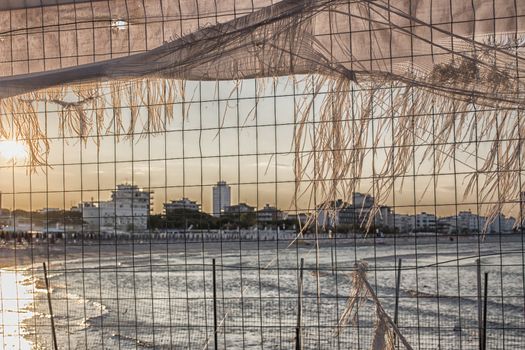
1,236 -> 524,349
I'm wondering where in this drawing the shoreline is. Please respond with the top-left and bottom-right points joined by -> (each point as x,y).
1,233 -> 522,270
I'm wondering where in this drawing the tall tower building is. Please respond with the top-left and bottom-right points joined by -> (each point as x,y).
213,181 -> 231,217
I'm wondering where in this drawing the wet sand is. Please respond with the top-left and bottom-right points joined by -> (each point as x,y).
1,233 -> 522,270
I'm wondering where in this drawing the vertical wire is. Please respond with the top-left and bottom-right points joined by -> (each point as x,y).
131,116 -> 139,350
78,85 -> 89,350
445,3 -> 465,349
365,2 -> 381,324
345,4 -> 362,344
429,1 -> 442,346
172,1 -> 192,347
451,103 -> 464,349
59,101 -> 73,349
112,82 -> 123,350
163,77 -> 174,348
350,84 -> 361,350
327,4 -> 341,347
273,78 -> 283,348
513,0 -> 525,344
37,4 -> 48,345
247,1 -> 264,344
236,82 -> 247,349
292,75 -> 302,346
157,0 -> 172,335
21,68 -> 30,350
147,74 -> 156,350
96,107 -> 105,349
492,0 -> 506,347
217,93 -> 228,348
431,104 -> 442,348
254,78 -> 264,348
143,3 -> 157,346
407,0 -> 422,346
233,6 -> 246,346
199,78 -> 211,347
5,15 -> 19,350
470,0 -> 484,347
10,109 -> 20,349
189,3 -> 211,345
386,0 -> 402,341
39,83 -> 46,348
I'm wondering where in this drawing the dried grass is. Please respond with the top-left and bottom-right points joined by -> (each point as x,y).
335,261 -> 412,350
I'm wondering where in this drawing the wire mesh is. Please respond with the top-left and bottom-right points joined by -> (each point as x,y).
0,1 -> 524,350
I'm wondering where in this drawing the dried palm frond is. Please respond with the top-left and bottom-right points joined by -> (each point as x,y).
372,310 -> 396,350
335,261 -> 370,335
335,260 -> 413,350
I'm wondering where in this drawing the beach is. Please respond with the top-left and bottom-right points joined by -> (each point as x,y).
0,234 -> 523,349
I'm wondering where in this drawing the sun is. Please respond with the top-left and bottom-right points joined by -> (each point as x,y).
0,140 -> 28,161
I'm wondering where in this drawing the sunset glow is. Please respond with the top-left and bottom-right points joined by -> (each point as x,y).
0,140 -> 28,162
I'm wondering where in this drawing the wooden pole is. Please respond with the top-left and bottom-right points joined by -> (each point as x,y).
43,262 -> 58,350
212,258 -> 218,350
394,258 -> 402,326
477,259 -> 482,350
482,272 -> 489,350
296,258 -> 304,350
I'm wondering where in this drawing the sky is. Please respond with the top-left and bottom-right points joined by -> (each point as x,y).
0,78 -> 520,218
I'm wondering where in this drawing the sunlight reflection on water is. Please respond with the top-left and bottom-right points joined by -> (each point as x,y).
0,269 -> 34,349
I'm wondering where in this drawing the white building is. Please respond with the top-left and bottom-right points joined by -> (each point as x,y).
81,184 -> 152,232
288,213 -> 308,225
224,203 -> 255,214
353,192 -> 374,209
257,204 -> 286,223
440,211 -> 486,234
376,206 -> 393,228
439,210 -> 515,234
212,181 -> 231,217
392,213 -> 414,233
489,214 -> 516,234
316,200 -> 348,227
164,198 -> 200,213
414,212 -> 437,231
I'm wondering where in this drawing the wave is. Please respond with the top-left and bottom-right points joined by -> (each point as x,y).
110,332 -> 156,348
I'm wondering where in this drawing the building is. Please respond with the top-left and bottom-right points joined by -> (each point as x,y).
317,199 -> 349,227
81,184 -> 152,231
438,210 -> 516,234
353,192 -> 374,209
376,206 -> 393,228
316,194 -> 387,229
223,203 -> 255,214
164,198 -> 200,213
212,181 -> 231,217
344,192 -> 376,226
391,213 -> 415,233
288,213 -> 308,225
488,213 -> 516,234
414,212 -> 437,231
257,204 -> 285,223
38,208 -> 60,214
440,210 -> 485,234
0,208 -> 10,226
